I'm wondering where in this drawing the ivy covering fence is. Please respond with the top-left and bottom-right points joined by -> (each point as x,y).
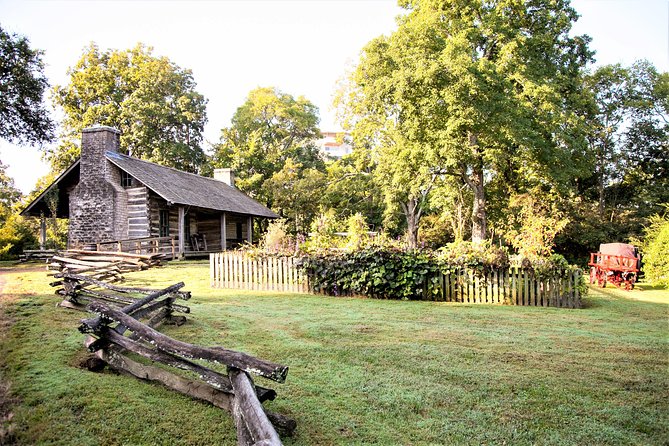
210,248 -> 584,308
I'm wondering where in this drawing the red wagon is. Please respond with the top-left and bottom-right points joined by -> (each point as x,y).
588,243 -> 640,290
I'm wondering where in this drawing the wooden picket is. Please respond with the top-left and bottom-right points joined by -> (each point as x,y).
210,253 -> 581,308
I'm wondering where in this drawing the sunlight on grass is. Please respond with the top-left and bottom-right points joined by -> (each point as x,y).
1,261 -> 667,445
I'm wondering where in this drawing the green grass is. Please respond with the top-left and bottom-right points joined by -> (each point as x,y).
1,260 -> 667,445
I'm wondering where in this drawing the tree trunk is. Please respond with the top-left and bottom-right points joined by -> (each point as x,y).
401,198 -> 421,249
469,168 -> 487,244
597,144 -> 606,217
466,133 -> 487,244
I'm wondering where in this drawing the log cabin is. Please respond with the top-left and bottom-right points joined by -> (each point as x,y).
20,126 -> 278,256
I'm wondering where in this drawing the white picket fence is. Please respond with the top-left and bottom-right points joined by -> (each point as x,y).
210,252 -> 582,308
210,252 -> 309,293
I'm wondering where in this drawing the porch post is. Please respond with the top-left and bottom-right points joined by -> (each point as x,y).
220,212 -> 227,251
39,213 -> 47,250
247,216 -> 253,244
178,206 -> 185,257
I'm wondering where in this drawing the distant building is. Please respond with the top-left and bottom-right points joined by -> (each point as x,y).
316,131 -> 353,159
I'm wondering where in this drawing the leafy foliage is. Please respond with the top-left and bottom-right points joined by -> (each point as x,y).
300,248 -> 443,300
212,87 -> 323,210
0,161 -> 37,259
0,213 -> 38,259
502,193 -> 570,259
436,241 -> 509,272
639,212 -> 669,288
51,43 -> 208,172
0,25 -> 54,145
306,209 -> 340,250
260,219 -> 298,256
339,0 -> 592,244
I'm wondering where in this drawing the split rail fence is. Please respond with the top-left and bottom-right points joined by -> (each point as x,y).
53,274 -> 295,444
211,252 -> 582,308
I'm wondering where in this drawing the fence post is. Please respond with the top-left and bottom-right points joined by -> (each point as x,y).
210,253 -> 216,287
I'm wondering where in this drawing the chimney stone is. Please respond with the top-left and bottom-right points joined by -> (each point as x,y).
214,168 -> 235,188
80,126 -> 121,181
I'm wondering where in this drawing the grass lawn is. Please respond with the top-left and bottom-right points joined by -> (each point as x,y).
0,260 -> 667,445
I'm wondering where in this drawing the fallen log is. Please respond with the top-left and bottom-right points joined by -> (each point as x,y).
84,337 -> 295,437
229,368 -> 282,446
82,302 -> 289,383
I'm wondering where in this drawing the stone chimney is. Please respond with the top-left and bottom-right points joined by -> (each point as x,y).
80,126 -> 121,181
214,168 -> 235,188
69,126 -> 125,247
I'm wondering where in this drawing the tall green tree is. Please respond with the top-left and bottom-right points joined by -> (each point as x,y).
619,62 -> 668,215
341,0 -> 592,245
51,43 -> 208,172
578,61 -> 667,230
583,64 -> 630,216
0,25 -> 54,145
211,87 -> 324,214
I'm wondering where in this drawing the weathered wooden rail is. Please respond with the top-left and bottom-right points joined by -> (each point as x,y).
210,252 -> 582,308
48,249 -> 163,283
52,273 -> 191,326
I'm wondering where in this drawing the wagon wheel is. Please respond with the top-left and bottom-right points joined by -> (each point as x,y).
624,273 -> 636,291
597,269 -> 607,288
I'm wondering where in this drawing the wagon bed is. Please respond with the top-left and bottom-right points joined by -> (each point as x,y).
588,243 -> 640,290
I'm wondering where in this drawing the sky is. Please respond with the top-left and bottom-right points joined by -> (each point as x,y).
0,0 -> 667,194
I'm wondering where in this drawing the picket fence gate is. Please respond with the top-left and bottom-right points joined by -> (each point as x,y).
210,252 -> 582,308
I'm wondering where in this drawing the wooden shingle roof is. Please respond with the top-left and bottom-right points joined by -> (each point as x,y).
105,151 -> 278,218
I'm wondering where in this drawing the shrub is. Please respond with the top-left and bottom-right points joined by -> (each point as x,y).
261,219 -> 297,255
640,212 -> 669,288
0,213 -> 38,259
306,209 -> 341,251
300,248 -> 442,300
436,240 -> 509,271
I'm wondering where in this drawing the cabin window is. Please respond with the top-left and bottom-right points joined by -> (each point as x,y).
159,210 -> 170,237
121,171 -> 133,188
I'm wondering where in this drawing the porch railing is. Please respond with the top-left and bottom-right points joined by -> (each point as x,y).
95,236 -> 177,259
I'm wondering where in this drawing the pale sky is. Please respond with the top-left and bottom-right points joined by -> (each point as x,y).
0,0 -> 667,194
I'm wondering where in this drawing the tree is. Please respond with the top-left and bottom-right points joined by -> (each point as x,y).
341,0 -> 592,245
619,62 -> 668,216
211,87 -> 324,220
639,210 -> 669,288
576,61 -> 668,241
0,161 -> 38,259
0,160 -> 21,212
320,150 -> 385,232
583,64 -> 630,216
0,25 -> 54,145
263,158 -> 327,233
51,43 -> 208,172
